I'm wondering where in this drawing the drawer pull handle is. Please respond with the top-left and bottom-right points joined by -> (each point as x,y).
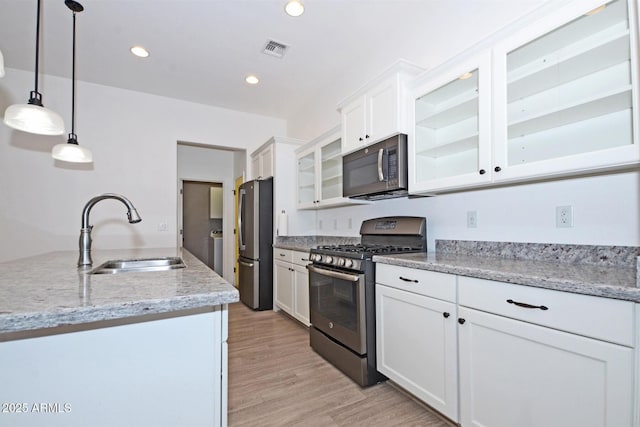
507,299 -> 548,311
399,276 -> 418,283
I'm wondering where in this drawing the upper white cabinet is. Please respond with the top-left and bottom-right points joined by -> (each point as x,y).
493,0 -> 640,182
251,142 -> 274,179
408,0 -> 639,195
409,51 -> 493,193
338,60 -> 424,155
296,127 -> 366,209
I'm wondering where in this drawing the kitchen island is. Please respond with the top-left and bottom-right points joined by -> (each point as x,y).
0,248 -> 238,427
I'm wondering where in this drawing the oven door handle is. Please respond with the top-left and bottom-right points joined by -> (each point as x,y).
307,264 -> 360,282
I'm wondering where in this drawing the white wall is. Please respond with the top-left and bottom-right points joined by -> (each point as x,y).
314,171 -> 640,249
0,69 -> 285,262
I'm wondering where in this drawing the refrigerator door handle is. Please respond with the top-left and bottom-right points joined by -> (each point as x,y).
239,260 -> 254,268
238,188 -> 246,251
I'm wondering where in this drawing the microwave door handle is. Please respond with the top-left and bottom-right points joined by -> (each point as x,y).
377,148 -> 385,181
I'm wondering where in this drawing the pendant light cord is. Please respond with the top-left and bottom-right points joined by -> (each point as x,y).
34,0 -> 41,94
70,10 -> 76,136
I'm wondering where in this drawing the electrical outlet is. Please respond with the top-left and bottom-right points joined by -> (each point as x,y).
348,218 -> 353,229
157,222 -> 168,232
556,205 -> 573,228
318,219 -> 323,230
467,211 -> 478,228
333,219 -> 338,230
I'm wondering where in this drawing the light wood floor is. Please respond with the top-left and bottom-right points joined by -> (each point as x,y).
227,302 -> 454,427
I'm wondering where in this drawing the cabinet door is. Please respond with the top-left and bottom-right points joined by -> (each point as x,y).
341,96 -> 367,154
410,51 -> 493,194
260,144 -> 274,178
458,306 -> 634,427
293,264 -> 310,326
319,137 -> 344,204
376,284 -> 459,421
493,0 -> 639,182
274,260 -> 294,314
368,78 -> 399,143
251,155 -> 261,180
296,148 -> 317,209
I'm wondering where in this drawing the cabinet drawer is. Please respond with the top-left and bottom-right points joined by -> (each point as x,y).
292,250 -> 311,267
458,276 -> 634,347
376,264 -> 456,302
273,249 -> 293,263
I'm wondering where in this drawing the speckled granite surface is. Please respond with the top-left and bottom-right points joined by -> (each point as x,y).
374,241 -> 640,303
436,240 -> 640,267
274,235 -> 360,251
0,248 -> 239,335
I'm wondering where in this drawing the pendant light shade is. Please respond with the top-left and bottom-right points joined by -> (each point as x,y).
52,0 -> 92,163
3,0 -> 65,136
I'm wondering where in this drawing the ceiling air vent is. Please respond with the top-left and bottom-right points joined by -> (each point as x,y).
262,40 -> 288,58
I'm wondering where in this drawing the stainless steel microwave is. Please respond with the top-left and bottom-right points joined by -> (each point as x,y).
342,133 -> 408,200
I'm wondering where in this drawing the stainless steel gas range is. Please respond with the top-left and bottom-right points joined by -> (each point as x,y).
307,216 -> 427,386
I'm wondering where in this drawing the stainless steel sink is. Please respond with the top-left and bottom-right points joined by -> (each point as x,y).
90,257 -> 186,274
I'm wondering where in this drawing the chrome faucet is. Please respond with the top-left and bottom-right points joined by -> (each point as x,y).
78,193 -> 142,268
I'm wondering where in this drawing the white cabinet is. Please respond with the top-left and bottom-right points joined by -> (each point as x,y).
338,60 -> 424,155
296,127 -> 366,209
375,265 -> 459,422
492,0 -> 640,182
409,51 -> 493,193
251,142 -> 274,179
0,308 -> 229,427
273,248 -> 310,326
209,186 -> 223,218
457,276 -> 635,427
251,137 -> 304,238
408,0 -> 640,195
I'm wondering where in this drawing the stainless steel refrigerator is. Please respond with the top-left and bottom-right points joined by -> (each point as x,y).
237,177 -> 273,310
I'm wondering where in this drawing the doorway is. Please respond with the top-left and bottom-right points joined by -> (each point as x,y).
182,180 -> 223,274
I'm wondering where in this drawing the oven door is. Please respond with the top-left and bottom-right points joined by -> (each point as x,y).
307,264 -> 366,355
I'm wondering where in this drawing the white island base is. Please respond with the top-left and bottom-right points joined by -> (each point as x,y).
0,305 -> 228,427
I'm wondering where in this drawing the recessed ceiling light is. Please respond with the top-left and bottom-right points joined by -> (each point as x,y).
459,71 -> 474,80
130,46 -> 149,58
245,75 -> 260,85
285,1 -> 304,17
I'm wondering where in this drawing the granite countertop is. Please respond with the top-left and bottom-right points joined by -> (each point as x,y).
274,235 -> 360,252
0,248 -> 239,336
373,252 -> 640,303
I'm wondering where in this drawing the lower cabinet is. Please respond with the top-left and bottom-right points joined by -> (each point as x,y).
375,265 -> 459,422
457,276 -> 635,427
273,249 -> 310,326
375,264 -> 637,427
457,306 -> 634,427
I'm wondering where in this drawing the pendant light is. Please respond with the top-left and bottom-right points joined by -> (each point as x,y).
3,0 -> 65,135
52,0 -> 92,163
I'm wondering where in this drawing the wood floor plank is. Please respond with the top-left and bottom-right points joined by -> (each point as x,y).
227,302 -> 454,427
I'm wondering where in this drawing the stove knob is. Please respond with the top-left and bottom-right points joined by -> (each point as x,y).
337,258 -> 345,267
315,255 -> 322,262
326,256 -> 333,264
345,259 -> 354,268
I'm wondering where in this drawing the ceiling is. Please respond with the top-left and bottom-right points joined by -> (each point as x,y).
0,0 -> 550,121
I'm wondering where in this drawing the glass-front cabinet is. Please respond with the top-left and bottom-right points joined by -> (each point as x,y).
408,0 -> 639,195
296,127 -> 366,209
493,0 -> 639,181
297,149 -> 316,207
409,52 -> 492,193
